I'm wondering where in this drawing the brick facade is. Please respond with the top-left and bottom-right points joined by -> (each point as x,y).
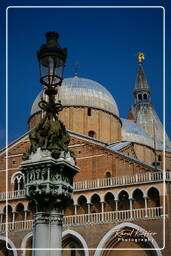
0,103 -> 170,256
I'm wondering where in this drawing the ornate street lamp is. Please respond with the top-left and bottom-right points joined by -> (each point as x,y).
37,32 -> 67,91
37,32 -> 67,120
20,33 -> 79,256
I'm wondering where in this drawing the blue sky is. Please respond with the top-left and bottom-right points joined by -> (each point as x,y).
0,0 -> 171,148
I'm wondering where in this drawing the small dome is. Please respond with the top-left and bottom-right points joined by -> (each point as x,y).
121,118 -> 171,152
121,118 -> 155,147
31,76 -> 119,116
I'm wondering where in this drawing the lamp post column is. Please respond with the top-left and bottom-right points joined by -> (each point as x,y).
20,32 -> 79,256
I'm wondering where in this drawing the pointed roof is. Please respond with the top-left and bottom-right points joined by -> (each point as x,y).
134,63 -> 150,92
130,58 -> 171,150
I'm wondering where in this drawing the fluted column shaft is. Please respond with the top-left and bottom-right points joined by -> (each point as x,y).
33,211 -> 63,256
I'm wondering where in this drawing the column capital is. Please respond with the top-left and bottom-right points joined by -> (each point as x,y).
33,212 -> 63,226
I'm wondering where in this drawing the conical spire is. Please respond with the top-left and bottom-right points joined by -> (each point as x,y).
134,63 -> 150,90
129,53 -> 171,151
134,53 -> 151,103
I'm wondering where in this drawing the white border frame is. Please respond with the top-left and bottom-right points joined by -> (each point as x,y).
62,229 -> 89,256
5,5 -> 165,252
0,235 -> 18,256
20,232 -> 33,252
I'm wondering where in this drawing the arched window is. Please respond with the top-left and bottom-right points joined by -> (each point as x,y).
118,191 -> 129,210
77,196 -> 87,214
13,173 -> 24,191
88,131 -> 95,138
132,189 -> 145,209
91,194 -> 101,213
15,203 -> 25,221
147,187 -> 160,208
104,192 -> 115,212
105,171 -> 111,178
138,94 -> 142,101
3,205 -> 13,222
143,93 -> 147,100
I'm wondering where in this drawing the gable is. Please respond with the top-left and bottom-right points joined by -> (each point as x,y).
0,131 -> 157,178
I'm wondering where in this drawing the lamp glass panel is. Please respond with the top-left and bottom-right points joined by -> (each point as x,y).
40,56 -> 64,86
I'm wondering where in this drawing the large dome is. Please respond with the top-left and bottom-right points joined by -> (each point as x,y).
31,76 -> 119,116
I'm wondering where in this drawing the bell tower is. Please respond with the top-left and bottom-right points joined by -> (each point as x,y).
128,53 -> 171,150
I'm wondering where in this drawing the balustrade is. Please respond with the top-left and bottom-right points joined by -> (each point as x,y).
0,207 -> 163,233
0,190 -> 25,201
0,171 -> 170,202
73,171 -> 167,191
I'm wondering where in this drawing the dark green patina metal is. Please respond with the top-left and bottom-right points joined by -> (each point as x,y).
23,32 -> 74,161
21,32 -> 79,216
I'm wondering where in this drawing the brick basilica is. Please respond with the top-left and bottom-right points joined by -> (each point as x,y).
0,60 -> 171,256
